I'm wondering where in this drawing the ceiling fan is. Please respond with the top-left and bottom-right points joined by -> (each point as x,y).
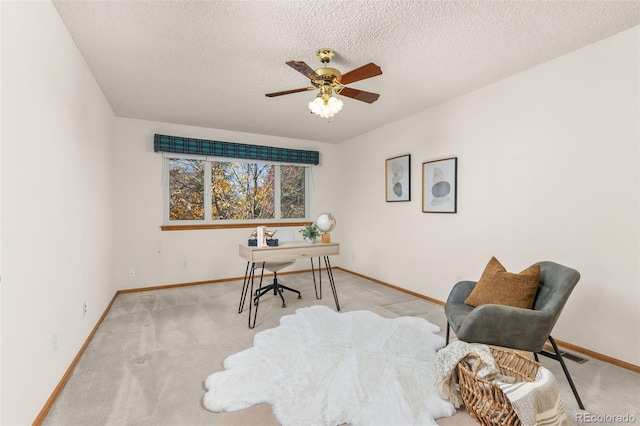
265,48 -> 382,118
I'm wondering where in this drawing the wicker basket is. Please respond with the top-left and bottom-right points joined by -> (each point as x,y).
456,347 -> 540,426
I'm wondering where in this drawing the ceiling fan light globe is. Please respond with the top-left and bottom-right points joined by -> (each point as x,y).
308,97 -> 324,114
328,97 -> 343,112
308,96 -> 343,118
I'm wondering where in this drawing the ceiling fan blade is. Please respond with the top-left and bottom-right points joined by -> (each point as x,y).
339,63 -> 382,85
338,87 -> 380,103
286,61 -> 319,80
265,87 -> 315,97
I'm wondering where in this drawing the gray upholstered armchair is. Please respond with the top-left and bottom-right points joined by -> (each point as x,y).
444,261 -> 584,409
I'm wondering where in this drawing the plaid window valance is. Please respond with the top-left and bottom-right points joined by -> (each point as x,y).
153,134 -> 320,165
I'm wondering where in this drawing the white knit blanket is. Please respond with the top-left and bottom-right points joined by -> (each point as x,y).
497,367 -> 569,426
432,341 -> 506,408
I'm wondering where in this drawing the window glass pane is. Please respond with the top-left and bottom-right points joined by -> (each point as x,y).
211,162 -> 275,220
169,159 -> 205,220
280,165 -> 306,219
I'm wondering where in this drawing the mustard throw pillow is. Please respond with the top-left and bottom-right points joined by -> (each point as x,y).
464,257 -> 540,309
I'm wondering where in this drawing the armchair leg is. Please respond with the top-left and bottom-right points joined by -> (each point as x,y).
446,322 -> 450,345
538,336 -> 585,410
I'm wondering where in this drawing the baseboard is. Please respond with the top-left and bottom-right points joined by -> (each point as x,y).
334,267 -> 445,306
552,338 -> 640,373
117,276 -> 247,293
34,266 -> 639,423
117,267 -> 316,294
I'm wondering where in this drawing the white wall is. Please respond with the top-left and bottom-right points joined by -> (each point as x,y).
114,118 -> 338,290
1,2 -> 117,424
336,27 -> 640,366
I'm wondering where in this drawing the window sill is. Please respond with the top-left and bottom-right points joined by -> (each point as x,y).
160,221 -> 311,231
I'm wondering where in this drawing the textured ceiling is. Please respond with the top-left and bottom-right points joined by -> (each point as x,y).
53,1 -> 640,144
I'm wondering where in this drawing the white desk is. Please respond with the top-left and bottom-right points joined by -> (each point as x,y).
238,241 -> 340,328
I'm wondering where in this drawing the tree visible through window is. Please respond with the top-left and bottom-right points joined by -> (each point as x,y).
211,162 -> 275,220
169,158 -> 204,221
281,165 -> 305,219
168,158 -> 307,222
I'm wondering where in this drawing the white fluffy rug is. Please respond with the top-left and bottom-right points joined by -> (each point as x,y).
203,305 -> 455,425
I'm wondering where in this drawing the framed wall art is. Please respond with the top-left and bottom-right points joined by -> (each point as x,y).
422,157 -> 457,213
385,154 -> 411,202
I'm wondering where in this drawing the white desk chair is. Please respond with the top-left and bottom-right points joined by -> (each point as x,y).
254,260 -> 299,307
254,229 -> 299,308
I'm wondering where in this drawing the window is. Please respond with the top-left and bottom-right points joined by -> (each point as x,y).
168,158 -> 205,221
166,157 -> 309,224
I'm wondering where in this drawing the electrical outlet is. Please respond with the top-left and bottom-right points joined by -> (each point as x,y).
83,302 -> 87,317
128,268 -> 135,278
52,333 -> 58,353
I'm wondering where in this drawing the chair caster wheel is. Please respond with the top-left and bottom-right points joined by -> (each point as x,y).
282,304 -> 286,308
297,295 -> 302,299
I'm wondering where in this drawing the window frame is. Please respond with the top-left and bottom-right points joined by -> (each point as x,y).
162,155 -> 311,228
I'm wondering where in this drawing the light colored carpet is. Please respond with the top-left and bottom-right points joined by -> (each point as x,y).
41,269 -> 640,425
204,306 -> 455,425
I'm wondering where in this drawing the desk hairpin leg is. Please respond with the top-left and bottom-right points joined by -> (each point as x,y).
248,262 -> 266,329
238,262 -> 252,314
310,256 -> 340,311
238,261 -> 265,329
323,256 -> 340,311
311,257 -> 322,300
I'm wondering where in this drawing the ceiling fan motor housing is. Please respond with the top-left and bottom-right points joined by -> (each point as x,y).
312,67 -> 342,88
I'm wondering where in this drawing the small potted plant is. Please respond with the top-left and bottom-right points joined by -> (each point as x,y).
300,223 -> 320,243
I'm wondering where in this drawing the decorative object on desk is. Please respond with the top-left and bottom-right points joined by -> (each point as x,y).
299,223 -> 320,243
248,238 -> 257,246
386,154 -> 411,202
422,157 -> 457,213
266,239 -> 278,247
250,227 -> 278,247
258,226 -> 266,247
315,213 -> 336,243
203,305 -> 455,425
